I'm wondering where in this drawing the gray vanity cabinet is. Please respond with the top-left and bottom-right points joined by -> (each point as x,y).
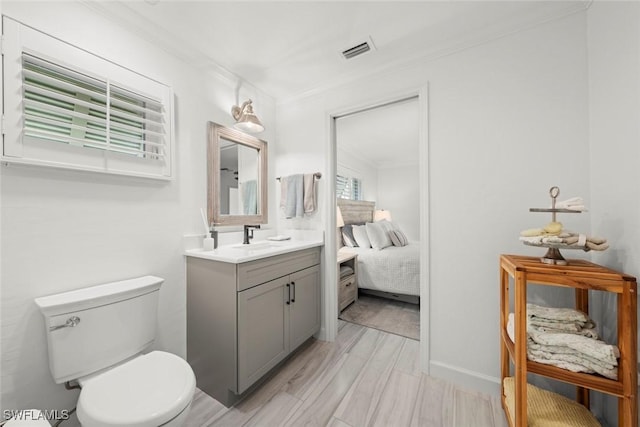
187,247 -> 321,407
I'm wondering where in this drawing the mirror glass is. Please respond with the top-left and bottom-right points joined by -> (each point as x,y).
208,122 -> 268,226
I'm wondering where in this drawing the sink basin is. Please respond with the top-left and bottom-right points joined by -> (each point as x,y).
186,238 -> 323,263
229,241 -> 288,251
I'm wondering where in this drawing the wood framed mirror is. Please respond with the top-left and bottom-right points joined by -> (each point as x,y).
207,122 -> 268,226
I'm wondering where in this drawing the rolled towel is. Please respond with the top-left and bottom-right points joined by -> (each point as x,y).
521,228 -> 545,237
586,241 -> 609,251
543,221 -> 563,235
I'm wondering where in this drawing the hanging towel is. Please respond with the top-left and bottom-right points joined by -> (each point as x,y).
279,176 -> 288,210
281,174 -> 304,218
242,180 -> 257,215
303,173 -> 317,214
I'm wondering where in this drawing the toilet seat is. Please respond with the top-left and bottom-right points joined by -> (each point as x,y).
77,351 -> 195,427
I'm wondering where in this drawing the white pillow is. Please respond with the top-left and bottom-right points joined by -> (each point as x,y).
366,222 -> 392,250
389,229 -> 409,247
352,225 -> 371,248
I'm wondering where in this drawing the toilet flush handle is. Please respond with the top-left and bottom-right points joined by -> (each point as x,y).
50,316 -> 81,331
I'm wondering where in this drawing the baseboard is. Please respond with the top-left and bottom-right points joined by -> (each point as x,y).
359,288 -> 420,305
429,360 -> 501,396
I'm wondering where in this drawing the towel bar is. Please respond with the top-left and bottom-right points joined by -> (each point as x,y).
276,172 -> 322,181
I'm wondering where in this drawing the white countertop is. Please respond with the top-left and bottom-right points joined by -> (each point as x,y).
185,239 -> 324,263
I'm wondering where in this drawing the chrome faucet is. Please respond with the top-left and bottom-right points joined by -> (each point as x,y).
243,225 -> 261,244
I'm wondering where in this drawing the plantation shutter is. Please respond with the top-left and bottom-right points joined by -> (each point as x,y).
2,16 -> 173,179
336,174 -> 362,200
22,54 -> 166,160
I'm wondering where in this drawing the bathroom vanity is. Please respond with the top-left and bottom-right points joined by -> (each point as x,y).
185,241 -> 322,406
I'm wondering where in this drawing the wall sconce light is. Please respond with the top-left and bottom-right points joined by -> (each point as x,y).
373,209 -> 392,222
231,99 -> 264,133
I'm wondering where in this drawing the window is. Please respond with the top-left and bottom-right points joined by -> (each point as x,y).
3,17 -> 173,179
336,174 -> 362,200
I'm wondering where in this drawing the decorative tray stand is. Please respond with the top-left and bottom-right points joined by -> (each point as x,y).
523,186 -> 582,265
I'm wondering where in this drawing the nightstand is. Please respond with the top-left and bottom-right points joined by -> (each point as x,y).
337,252 -> 358,311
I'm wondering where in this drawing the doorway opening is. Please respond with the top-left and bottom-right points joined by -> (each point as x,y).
334,96 -> 421,341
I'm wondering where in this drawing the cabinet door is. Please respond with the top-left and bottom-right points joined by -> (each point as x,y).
289,265 -> 321,349
237,276 -> 290,393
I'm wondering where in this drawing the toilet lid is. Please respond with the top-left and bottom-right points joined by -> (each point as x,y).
77,351 -> 195,427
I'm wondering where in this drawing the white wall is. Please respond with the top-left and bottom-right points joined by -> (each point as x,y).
587,2 -> 640,424
277,11 -> 591,393
377,165 -> 420,241
336,146 -> 378,202
0,1 -> 276,417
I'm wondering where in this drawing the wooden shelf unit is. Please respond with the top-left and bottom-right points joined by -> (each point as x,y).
499,254 -> 637,427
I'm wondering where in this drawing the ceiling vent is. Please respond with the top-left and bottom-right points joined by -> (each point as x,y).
341,37 -> 376,60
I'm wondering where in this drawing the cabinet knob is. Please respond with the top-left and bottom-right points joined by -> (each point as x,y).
291,281 -> 295,303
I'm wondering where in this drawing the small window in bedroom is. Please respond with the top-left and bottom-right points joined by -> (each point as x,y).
2,17 -> 173,179
336,174 -> 362,200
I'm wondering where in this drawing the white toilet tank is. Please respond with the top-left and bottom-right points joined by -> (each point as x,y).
35,276 -> 163,384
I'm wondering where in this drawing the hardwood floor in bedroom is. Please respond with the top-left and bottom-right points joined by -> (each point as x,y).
185,321 -> 507,427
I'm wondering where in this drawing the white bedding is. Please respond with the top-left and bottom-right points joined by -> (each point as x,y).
339,242 -> 420,297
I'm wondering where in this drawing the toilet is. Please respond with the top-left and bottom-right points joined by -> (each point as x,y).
35,276 -> 195,427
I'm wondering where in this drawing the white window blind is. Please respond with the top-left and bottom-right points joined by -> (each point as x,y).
336,174 -> 362,200
3,17 -> 173,179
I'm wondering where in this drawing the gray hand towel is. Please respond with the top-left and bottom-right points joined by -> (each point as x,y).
283,174 -> 304,218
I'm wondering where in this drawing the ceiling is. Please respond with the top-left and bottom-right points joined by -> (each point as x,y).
91,1 -> 587,168
94,1 -> 589,102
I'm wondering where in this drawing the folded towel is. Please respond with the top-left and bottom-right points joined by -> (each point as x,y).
527,329 -> 619,364
555,197 -> 587,211
527,347 -> 618,379
528,341 -> 617,370
527,303 -> 589,323
528,321 -> 599,339
507,313 -> 618,379
340,265 -> 354,278
303,173 -> 317,214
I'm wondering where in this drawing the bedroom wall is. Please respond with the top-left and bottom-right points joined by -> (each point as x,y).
586,2 -> 640,424
276,11 -> 591,394
0,1 -> 276,417
336,146 -> 379,202
376,164 -> 420,241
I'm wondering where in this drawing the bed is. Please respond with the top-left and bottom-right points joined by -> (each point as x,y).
337,199 -> 420,299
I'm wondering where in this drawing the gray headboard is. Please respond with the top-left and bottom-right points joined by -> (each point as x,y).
337,199 -> 375,225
